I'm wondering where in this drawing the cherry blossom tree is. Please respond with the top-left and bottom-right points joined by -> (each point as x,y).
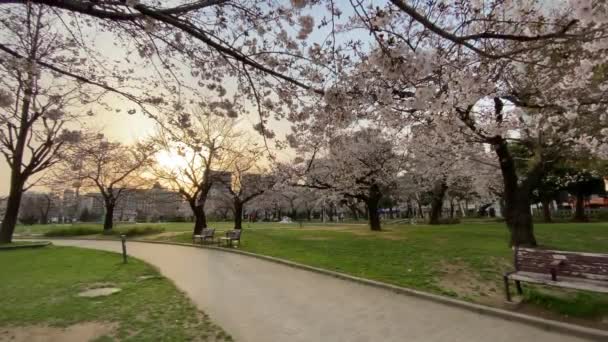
0,4 -> 91,243
58,134 -> 156,231
152,108 -> 242,234
225,147 -> 275,229
289,0 -> 608,245
291,127 -> 407,230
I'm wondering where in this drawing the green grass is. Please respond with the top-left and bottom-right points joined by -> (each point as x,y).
0,246 -> 231,341
15,219 -> 608,326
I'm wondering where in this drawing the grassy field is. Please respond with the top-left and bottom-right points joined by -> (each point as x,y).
0,246 -> 231,341
14,219 -> 608,328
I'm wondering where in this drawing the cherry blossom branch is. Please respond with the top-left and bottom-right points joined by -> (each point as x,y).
388,0 -> 582,59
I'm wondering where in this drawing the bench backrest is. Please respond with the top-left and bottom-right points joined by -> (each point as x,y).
227,229 -> 242,240
515,247 -> 608,281
201,228 -> 215,237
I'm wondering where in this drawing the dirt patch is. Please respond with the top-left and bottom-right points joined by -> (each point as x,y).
0,322 -> 117,342
437,261 -> 502,305
148,231 -> 185,239
78,287 -> 121,298
137,275 -> 162,281
299,237 -> 331,241
295,223 -> 367,230
343,229 -> 405,240
81,282 -> 116,290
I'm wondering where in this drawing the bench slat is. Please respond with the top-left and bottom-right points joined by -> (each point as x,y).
508,271 -> 608,293
515,247 -> 608,281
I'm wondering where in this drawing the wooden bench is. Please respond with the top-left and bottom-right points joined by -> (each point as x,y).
504,247 -> 608,301
218,229 -> 241,248
192,228 -> 215,244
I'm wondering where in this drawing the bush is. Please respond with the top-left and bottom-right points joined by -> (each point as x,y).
19,215 -> 39,225
113,226 -> 165,237
45,227 -> 100,237
593,209 -> 608,222
427,217 -> 461,225
45,225 -> 164,237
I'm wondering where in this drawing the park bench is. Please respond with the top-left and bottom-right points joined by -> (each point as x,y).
218,229 -> 241,248
503,247 -> 608,302
192,228 -> 215,244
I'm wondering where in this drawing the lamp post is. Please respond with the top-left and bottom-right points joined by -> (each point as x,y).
120,234 -> 127,264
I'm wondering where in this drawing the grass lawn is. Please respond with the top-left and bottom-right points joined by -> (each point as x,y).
0,246 -> 231,341
15,219 -> 608,328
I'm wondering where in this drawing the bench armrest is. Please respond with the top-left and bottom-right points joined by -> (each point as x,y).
549,260 -> 565,281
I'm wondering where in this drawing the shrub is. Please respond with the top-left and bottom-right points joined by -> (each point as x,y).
114,226 -> 164,237
593,209 -> 608,222
19,215 -> 39,225
45,227 -> 100,237
427,217 -> 461,225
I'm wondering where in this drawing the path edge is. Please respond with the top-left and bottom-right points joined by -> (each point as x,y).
25,236 -> 608,341
0,241 -> 52,250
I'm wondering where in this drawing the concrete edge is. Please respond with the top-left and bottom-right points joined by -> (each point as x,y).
0,241 -> 52,250
19,236 -> 608,341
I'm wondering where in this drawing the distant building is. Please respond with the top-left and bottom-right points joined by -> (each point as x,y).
79,183 -> 189,223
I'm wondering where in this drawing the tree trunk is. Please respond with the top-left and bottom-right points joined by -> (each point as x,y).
449,199 -> 455,218
349,204 -> 359,221
291,208 -> 297,220
573,192 -> 587,222
193,205 -> 207,234
406,200 -> 413,218
0,46 -> 36,244
103,201 -> 115,231
234,198 -> 243,230
429,181 -> 448,225
366,184 -> 382,231
494,139 -> 538,247
0,177 -> 25,243
367,200 -> 381,231
541,198 -> 552,223
416,199 -> 424,218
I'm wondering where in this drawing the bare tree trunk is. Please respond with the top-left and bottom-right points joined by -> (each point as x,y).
349,204 -> 360,221
429,181 -> 447,225
415,195 -> 424,218
234,199 -> 243,230
0,60 -> 34,243
449,199 -> 455,219
0,177 -> 25,243
193,205 -> 207,234
366,184 -> 382,231
103,201 -> 115,231
573,192 -> 587,222
367,199 -> 381,231
541,198 -> 552,223
494,140 -> 538,247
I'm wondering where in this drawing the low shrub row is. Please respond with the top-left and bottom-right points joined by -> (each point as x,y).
44,227 -> 99,237
106,226 -> 165,237
44,225 -> 164,237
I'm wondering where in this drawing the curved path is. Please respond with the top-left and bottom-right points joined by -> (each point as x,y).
52,240 -> 590,342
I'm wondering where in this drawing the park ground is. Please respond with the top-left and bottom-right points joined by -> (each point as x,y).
0,246 -> 232,341
11,219 -> 608,331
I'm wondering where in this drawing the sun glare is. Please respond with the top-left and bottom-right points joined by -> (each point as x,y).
156,150 -> 188,170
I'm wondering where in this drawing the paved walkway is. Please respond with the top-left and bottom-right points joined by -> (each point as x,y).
52,240 -> 590,342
